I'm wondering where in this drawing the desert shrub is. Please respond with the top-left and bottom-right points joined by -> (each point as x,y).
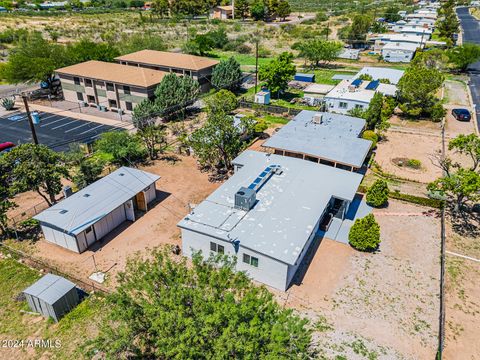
258,46 -> 272,58
237,44 -> 252,54
362,130 -> 378,148
348,214 -> 381,251
366,179 -> 389,207
406,159 -> 422,169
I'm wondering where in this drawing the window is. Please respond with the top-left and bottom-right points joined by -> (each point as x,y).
123,85 -> 131,94
76,92 -> 84,101
87,95 -> 95,103
243,253 -> 259,267
85,226 -> 92,234
125,101 -> 133,111
354,104 -> 364,109
106,83 -> 114,91
74,77 -> 80,85
108,99 -> 117,108
339,102 -> 348,109
210,242 -> 224,254
85,79 -> 92,87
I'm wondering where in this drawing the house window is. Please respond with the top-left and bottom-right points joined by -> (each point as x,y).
354,104 -> 364,109
85,226 -> 92,234
77,92 -> 84,101
87,95 -> 95,103
85,79 -> 92,87
108,99 -> 117,108
125,101 -> 133,111
210,242 -> 224,254
123,85 -> 131,94
74,77 -> 80,85
243,253 -> 259,267
106,83 -> 114,91
339,102 -> 348,109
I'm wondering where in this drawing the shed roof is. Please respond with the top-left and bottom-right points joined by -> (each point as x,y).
34,167 -> 160,235
303,83 -> 335,95
178,150 -> 363,265
262,111 -> 371,168
55,61 -> 168,88
23,274 -> 76,305
115,50 -> 219,71
353,66 -> 405,85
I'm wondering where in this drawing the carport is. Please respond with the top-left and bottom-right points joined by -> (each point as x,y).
34,167 -> 160,253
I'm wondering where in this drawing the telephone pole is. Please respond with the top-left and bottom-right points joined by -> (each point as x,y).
22,95 -> 39,145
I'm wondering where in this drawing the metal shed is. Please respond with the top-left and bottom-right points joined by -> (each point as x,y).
23,274 -> 79,322
294,73 -> 315,83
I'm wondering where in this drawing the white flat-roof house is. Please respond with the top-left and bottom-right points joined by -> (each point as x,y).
370,33 -> 426,52
382,42 -> 419,63
261,111 -> 372,172
34,167 -> 160,253
178,150 -> 363,291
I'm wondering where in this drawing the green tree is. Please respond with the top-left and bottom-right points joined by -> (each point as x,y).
365,92 -> 383,130
73,158 -> 105,189
65,39 -> 120,63
427,168 -> 480,213
154,73 -> 200,119
250,0 -> 266,21
235,0 -> 250,20
447,43 -> 480,72
366,179 -> 389,207
2,144 -> 69,206
276,0 -> 290,21
297,39 -> 342,68
448,133 -> 480,172
96,131 -> 147,166
383,5 -> 401,22
412,48 -> 449,70
0,158 -> 16,237
349,214 -> 381,251
1,32 -> 68,89
183,33 -> 214,56
151,0 -> 169,17
397,64 -> 444,119
342,14 -> 373,45
133,102 -> 168,161
118,33 -> 166,54
204,89 -> 238,115
88,247 -> 312,359
258,52 -> 296,96
211,57 -> 243,91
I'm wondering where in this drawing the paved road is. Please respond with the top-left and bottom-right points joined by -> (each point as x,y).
0,110 -> 123,152
456,7 -> 480,132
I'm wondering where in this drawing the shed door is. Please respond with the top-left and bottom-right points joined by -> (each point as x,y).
85,226 -> 96,246
125,200 -> 135,222
136,192 -> 147,211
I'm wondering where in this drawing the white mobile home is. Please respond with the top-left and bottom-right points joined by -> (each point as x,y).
34,167 -> 160,253
382,42 -> 419,63
178,150 -> 363,291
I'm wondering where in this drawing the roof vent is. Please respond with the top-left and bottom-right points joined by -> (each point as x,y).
59,210 -> 68,214
119,173 -> 125,176
83,194 -> 90,198
312,113 -> 323,124
235,187 -> 256,211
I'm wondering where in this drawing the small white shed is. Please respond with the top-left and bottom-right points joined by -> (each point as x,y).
34,167 -> 160,253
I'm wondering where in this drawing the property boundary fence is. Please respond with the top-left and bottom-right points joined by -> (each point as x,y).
0,243 -> 111,294
238,99 -> 303,116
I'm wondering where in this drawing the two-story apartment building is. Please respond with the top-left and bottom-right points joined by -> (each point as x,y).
55,60 -> 167,114
115,50 -> 219,92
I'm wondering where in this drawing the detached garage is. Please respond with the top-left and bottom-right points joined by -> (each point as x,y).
34,166 -> 160,253
23,274 -> 79,322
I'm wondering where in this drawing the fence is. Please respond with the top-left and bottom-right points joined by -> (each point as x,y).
8,199 -> 55,228
238,99 -> 303,116
0,243 -> 111,294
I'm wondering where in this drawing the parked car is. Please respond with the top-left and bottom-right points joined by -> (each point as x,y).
452,108 -> 471,122
0,142 -> 15,154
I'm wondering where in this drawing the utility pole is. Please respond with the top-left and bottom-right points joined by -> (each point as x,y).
232,0 -> 235,20
254,37 -> 259,95
22,95 -> 39,145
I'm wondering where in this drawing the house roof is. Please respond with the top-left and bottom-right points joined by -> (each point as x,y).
324,79 -> 376,104
115,50 -> 219,71
353,67 -> 405,85
303,83 -> 335,95
382,42 -> 419,51
372,33 -> 425,44
215,5 -> 233,11
178,150 -> 363,265
262,111 -> 371,168
34,167 -> 160,235
55,60 -> 168,87
23,274 -> 76,305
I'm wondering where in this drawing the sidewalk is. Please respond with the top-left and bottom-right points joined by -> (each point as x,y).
16,101 -> 135,130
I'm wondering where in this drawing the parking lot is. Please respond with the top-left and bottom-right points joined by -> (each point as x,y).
0,110 -> 124,152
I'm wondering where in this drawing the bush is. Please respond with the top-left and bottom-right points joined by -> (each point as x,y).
237,44 -> 252,54
406,159 -> 422,169
348,214 -> 381,251
362,130 -> 378,148
366,179 -> 389,207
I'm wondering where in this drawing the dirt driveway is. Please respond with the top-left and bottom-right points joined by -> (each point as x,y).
29,154 -> 220,284
275,200 -> 441,359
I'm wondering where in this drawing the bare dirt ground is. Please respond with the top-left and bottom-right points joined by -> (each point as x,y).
375,130 -> 443,183
443,80 -> 477,138
272,200 -> 441,359
20,154 -> 220,284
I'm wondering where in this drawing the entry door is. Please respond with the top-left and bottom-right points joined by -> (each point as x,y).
135,192 -> 147,211
125,200 -> 135,221
85,226 -> 96,246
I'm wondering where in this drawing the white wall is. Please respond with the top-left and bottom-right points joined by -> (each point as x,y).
41,225 -> 79,253
325,98 -> 370,115
382,49 -> 415,63
181,229 -> 290,291
93,204 -> 126,241
144,184 -> 157,206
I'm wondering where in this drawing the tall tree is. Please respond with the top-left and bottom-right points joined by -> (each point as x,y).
297,39 -> 342,68
365,92 -> 383,130
154,73 -> 200,119
211,57 -> 243,91
2,144 -> 69,206
258,52 -> 296,95
345,14 -> 373,45
204,89 -> 238,115
448,133 -> 480,172
0,158 -> 16,237
235,0 -> 250,20
276,0 -> 291,21
88,247 -> 312,358
447,43 -> 480,72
